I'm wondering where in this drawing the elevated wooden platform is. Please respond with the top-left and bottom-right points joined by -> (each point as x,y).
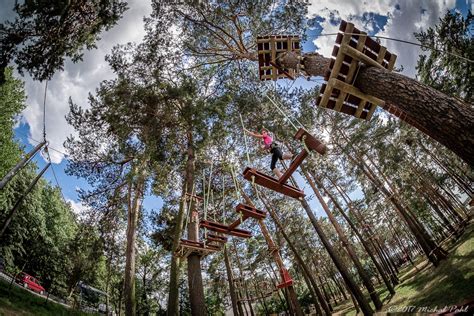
200,220 -> 252,238
257,35 -> 301,81
176,239 -> 221,258
316,20 -> 397,120
185,193 -> 203,203
243,167 -> 305,199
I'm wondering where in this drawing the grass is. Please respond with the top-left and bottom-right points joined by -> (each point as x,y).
0,278 -> 89,316
332,221 -> 474,315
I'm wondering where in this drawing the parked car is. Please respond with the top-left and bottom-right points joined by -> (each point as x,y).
15,272 -> 45,295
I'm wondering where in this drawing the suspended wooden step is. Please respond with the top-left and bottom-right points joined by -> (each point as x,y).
243,167 -> 305,199
176,239 -> 221,258
200,220 -> 252,238
228,204 -> 267,230
277,267 -> 294,288
206,233 -> 228,243
243,128 -> 325,199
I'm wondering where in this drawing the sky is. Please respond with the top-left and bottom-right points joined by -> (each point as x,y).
3,0 -> 472,217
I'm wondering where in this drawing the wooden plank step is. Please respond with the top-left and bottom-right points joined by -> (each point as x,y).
243,167 -> 305,199
207,234 -> 227,242
278,150 -> 308,184
294,128 -> 327,155
179,239 -> 221,251
235,203 -> 266,220
200,220 -> 252,238
206,236 -> 227,243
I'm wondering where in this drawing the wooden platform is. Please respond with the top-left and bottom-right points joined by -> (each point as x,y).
243,167 -> 305,199
316,20 -> 397,120
200,220 -> 252,238
257,35 -> 301,81
175,239 -> 221,258
206,233 -> 227,243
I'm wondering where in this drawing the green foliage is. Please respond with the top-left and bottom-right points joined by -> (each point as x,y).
0,0 -> 127,83
0,278 -> 89,316
415,10 -> 474,102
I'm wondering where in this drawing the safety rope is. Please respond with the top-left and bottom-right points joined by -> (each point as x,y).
239,113 -> 251,165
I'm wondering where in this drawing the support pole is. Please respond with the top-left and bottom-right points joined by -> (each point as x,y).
0,162 -> 51,236
0,141 -> 46,190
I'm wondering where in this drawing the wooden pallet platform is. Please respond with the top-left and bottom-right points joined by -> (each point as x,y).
316,20 -> 397,120
176,239 -> 221,258
200,220 -> 252,238
243,167 -> 305,199
257,35 -> 301,81
185,193 -> 203,202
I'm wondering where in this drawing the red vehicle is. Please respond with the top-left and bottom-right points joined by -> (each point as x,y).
16,272 -> 45,295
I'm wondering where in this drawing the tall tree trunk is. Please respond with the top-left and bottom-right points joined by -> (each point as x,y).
167,131 -> 196,315
187,210 -> 206,315
302,167 -> 383,310
124,171 -> 145,316
238,190 -> 303,315
297,195 -> 374,315
355,66 -> 474,165
258,191 -> 331,315
343,147 -> 448,266
224,246 -> 241,316
325,174 -> 396,295
279,53 -> 474,164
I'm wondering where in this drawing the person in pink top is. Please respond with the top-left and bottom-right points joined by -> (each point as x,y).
244,128 -> 293,179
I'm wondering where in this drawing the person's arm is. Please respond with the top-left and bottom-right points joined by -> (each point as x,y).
244,129 -> 264,138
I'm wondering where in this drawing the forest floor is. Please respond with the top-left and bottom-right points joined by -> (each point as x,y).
333,219 -> 474,315
0,278 -> 91,316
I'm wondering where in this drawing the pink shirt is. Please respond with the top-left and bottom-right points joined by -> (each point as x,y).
263,134 -> 273,149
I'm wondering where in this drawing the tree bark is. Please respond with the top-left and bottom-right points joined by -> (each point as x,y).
224,246 -> 241,316
354,66 -> 474,166
325,174 -> 396,295
302,167 -> 383,310
258,191 -> 330,315
167,131 -> 196,316
124,171 -> 145,316
297,195 -> 374,315
279,52 -> 474,165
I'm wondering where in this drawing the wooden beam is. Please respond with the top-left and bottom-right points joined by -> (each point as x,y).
278,150 -> 308,184
228,215 -> 249,230
341,44 -> 386,70
329,78 -> 385,106
200,220 -> 252,238
243,167 -> 305,199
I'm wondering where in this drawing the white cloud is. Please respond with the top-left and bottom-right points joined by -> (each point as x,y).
16,0 -> 153,164
307,0 -> 457,78
67,198 -> 88,218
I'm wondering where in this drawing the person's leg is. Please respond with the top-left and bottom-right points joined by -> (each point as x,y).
271,148 -> 283,178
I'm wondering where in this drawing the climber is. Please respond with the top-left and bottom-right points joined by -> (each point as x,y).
244,128 -> 293,179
